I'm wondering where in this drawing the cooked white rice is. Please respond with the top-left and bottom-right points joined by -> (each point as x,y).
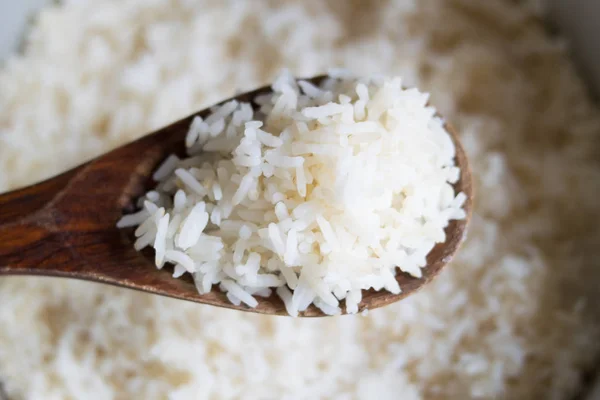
118,71 -> 466,315
1,0 -> 600,399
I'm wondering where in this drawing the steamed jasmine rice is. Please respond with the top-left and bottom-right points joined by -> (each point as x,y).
118,71 -> 466,315
1,0 -> 600,399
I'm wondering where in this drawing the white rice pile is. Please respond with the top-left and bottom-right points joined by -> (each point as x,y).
118,71 -> 466,316
1,0 -> 600,399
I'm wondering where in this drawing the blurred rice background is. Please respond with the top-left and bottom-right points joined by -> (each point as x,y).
1,1 -> 600,399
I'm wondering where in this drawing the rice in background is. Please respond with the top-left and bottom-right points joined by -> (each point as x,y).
1,0 -> 600,398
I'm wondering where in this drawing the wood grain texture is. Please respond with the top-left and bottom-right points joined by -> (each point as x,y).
0,77 -> 473,317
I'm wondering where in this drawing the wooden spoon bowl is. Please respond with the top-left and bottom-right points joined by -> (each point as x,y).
0,76 -> 472,317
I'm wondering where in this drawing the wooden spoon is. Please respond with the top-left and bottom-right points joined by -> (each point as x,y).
0,76 -> 472,317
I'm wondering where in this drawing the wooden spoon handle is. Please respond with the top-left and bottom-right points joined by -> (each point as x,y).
0,167 -> 84,225
0,118 -> 191,276
0,167 -> 85,271
0,113 -> 194,278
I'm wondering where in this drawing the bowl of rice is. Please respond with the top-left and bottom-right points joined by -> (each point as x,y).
1,0 -> 600,399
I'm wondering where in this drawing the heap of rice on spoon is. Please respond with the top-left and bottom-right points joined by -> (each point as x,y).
118,70 -> 466,316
